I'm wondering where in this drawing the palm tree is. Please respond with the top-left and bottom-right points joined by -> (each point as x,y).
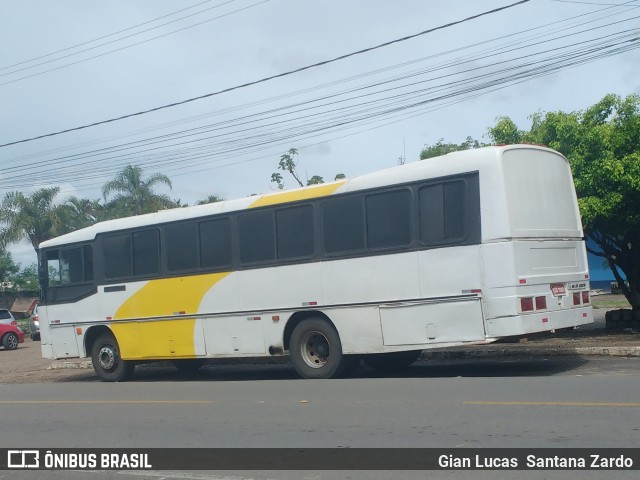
102,165 -> 173,217
0,187 -> 65,253
60,196 -> 104,230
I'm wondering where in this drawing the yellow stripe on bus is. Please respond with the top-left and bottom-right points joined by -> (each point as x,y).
111,272 -> 230,359
248,181 -> 346,208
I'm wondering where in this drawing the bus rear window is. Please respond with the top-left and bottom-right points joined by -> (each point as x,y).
502,149 -> 582,237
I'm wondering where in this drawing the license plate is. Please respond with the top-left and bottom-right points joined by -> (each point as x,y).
551,283 -> 566,296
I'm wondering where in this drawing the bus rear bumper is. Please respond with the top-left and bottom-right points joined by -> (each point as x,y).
485,306 -> 593,338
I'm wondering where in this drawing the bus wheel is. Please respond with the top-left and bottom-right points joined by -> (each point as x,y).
172,359 -> 206,372
290,318 -> 344,379
363,350 -> 422,371
91,334 -> 134,382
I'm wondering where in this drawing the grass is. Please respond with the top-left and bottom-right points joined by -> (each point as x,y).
591,295 -> 631,310
16,320 -> 30,334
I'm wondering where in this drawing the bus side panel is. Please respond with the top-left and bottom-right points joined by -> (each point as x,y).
202,315 -> 266,355
110,272 -> 231,359
50,326 -> 80,359
418,245 -> 484,298
321,252 -> 421,304
237,263 -> 323,311
41,301 -> 97,359
329,307 -> 385,354
379,299 -> 485,346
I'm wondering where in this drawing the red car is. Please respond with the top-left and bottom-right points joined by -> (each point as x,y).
0,323 -> 24,350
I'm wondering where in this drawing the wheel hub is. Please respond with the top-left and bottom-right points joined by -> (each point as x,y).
301,331 -> 330,368
98,346 -> 116,370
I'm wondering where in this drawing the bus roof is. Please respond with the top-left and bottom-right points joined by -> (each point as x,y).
39,144 -> 567,249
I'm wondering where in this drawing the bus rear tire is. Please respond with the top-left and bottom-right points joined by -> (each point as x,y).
290,318 -> 346,379
91,333 -> 134,382
363,350 -> 422,371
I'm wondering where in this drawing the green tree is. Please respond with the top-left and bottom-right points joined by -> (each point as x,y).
419,94 -> 640,309
488,94 -> 640,309
272,148 -> 304,189
196,194 -> 223,205
8,264 -> 38,292
0,187 -> 66,253
420,136 -> 483,160
59,196 -> 103,230
0,248 -> 19,283
271,148 -> 346,189
307,175 -> 324,185
102,165 -> 173,217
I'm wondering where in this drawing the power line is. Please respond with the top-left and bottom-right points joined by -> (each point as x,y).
4,10 -> 634,178
3,0 -> 629,169
550,0 -> 639,5
3,25 -> 635,190
0,0 -> 531,149
0,0 -> 218,72
0,0 -> 269,86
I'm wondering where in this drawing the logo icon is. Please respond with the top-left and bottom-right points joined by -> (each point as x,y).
7,450 -> 40,469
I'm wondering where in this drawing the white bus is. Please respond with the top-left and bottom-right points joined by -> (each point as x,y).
38,145 -> 593,381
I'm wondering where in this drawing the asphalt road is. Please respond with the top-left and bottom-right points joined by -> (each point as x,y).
1,356 -> 640,480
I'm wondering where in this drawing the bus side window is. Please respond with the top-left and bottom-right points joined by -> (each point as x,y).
322,196 -> 365,254
103,234 -> 133,279
46,245 -> 93,285
133,230 -> 160,276
366,189 -> 411,249
276,205 -> 314,260
200,218 -> 233,269
238,211 -> 276,264
419,181 -> 467,245
83,245 -> 94,281
61,247 -> 84,283
46,250 -> 62,286
167,223 -> 198,271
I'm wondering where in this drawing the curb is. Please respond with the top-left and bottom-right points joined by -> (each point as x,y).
49,361 -> 92,370
420,346 -> 640,359
49,346 -> 640,370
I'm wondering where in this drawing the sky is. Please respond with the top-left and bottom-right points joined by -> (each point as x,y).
1,0 -> 639,277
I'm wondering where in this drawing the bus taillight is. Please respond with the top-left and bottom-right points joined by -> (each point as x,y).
520,297 -> 534,312
535,296 -> 547,310
573,293 -> 581,306
521,296 -> 547,313
582,291 -> 590,304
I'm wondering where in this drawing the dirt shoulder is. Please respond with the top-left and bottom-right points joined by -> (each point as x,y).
0,338 -> 95,384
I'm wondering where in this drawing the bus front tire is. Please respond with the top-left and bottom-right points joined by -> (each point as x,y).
363,350 -> 422,371
290,318 -> 348,379
91,334 -> 134,382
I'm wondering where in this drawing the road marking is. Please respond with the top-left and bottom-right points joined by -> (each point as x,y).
465,401 -> 640,407
0,400 -> 213,405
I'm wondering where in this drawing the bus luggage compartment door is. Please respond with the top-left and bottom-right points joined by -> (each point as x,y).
379,299 -> 485,346
50,325 -> 81,358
